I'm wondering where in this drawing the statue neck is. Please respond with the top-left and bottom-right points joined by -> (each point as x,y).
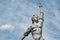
33,22 -> 37,25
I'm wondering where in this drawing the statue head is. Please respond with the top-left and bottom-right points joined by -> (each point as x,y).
32,14 -> 38,23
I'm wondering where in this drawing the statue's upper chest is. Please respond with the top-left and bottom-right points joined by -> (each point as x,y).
32,23 -> 41,28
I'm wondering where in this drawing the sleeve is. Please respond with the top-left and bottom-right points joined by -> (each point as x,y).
24,26 -> 32,36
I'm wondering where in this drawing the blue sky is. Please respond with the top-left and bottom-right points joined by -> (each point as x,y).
0,0 -> 60,40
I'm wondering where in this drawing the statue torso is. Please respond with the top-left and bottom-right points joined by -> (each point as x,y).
31,22 -> 42,37
31,22 -> 42,39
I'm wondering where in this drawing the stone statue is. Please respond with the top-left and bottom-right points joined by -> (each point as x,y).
21,3 -> 44,40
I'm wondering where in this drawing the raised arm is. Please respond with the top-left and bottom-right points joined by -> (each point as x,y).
38,3 -> 44,27
39,3 -> 44,21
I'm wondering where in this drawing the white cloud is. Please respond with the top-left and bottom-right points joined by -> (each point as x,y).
0,24 -> 14,32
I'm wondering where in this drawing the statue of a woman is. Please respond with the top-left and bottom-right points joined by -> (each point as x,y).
21,3 -> 44,40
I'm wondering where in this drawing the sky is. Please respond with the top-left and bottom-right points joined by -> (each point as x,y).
0,0 -> 60,40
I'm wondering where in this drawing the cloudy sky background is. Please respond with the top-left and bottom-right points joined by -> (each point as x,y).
0,0 -> 60,40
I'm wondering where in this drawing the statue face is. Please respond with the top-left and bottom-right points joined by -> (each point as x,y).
32,15 -> 38,23
33,17 -> 38,21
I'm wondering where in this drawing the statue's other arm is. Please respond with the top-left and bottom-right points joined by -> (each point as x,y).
24,26 -> 32,36
21,26 -> 32,40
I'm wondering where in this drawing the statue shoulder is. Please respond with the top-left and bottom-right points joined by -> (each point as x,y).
30,24 -> 35,27
27,25 -> 32,29
29,24 -> 34,28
